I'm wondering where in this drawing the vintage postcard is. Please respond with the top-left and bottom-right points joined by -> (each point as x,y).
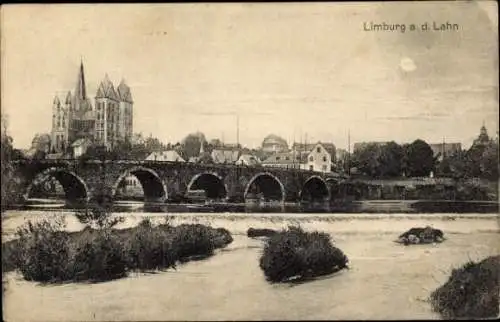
1,1 -> 499,321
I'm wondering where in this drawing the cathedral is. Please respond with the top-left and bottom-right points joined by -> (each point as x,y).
50,61 -> 133,153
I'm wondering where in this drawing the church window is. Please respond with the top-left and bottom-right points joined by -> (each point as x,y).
317,147 -> 321,153
57,117 -> 61,128
309,156 -> 314,162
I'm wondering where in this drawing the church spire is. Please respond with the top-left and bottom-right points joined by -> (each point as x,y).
75,60 -> 87,100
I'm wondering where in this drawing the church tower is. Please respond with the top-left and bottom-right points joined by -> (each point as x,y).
95,74 -> 120,149
117,79 -> 134,143
50,95 -> 69,153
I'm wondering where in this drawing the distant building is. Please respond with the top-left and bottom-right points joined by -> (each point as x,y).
353,141 -> 390,153
262,142 -> 335,173
236,154 -> 261,166
303,143 -> 333,172
292,142 -> 336,163
428,142 -> 462,160
261,151 -> 305,169
71,138 -> 93,158
261,134 -> 288,153
473,125 -> 491,147
51,61 -> 133,153
211,149 -> 240,164
146,150 -> 185,162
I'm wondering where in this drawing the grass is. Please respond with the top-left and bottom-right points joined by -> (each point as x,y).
259,226 -> 349,283
2,216 -> 233,284
430,255 -> 500,319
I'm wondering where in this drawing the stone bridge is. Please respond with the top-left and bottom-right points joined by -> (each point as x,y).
11,159 -> 348,204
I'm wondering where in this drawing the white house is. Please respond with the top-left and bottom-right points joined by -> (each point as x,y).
262,142 -> 334,173
71,138 -> 92,158
303,143 -> 332,173
211,149 -> 240,164
146,150 -> 185,162
235,154 -> 261,166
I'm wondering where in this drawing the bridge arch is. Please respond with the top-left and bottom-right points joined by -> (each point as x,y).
186,172 -> 227,200
300,175 -> 330,202
24,167 -> 89,202
113,166 -> 167,203
244,172 -> 285,202
326,178 -> 340,199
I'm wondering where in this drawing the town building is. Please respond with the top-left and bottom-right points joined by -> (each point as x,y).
261,142 -> 335,173
352,141 -> 390,153
428,142 -> 462,161
211,148 -> 240,164
261,151 -> 306,169
50,61 -> 133,154
236,154 -> 261,166
261,134 -> 289,153
146,150 -> 185,162
71,138 -> 93,158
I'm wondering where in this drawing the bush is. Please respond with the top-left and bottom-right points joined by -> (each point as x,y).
75,198 -> 124,229
126,219 -> 177,271
5,217 -> 234,284
259,226 -> 349,283
13,217 -> 72,282
396,226 -> 445,245
70,229 -> 128,282
173,224 -> 216,260
430,255 -> 500,319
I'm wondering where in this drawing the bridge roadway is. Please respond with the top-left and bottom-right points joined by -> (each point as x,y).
11,159 -> 349,204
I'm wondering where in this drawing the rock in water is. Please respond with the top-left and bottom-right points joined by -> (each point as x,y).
397,226 -> 445,245
247,228 -> 278,238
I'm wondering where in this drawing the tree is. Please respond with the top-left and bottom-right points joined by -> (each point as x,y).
405,139 -> 435,177
1,115 -> 24,209
479,142 -> 499,180
351,143 -> 382,177
378,141 -> 404,177
180,132 -> 207,160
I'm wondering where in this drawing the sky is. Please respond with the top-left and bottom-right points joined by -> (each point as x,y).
1,1 -> 498,150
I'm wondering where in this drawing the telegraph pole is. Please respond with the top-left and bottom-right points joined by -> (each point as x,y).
347,129 -> 351,176
236,114 -> 240,148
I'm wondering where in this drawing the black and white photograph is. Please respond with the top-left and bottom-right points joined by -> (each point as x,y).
1,1 -> 499,320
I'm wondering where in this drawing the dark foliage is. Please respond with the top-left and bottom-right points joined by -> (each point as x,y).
430,255 -> 500,319
259,226 -> 349,283
4,217 -> 233,284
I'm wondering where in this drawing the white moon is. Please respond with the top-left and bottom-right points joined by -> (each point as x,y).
400,57 -> 417,72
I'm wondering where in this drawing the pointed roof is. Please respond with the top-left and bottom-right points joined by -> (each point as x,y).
53,96 -> 61,106
117,79 -> 133,103
65,91 -> 72,104
96,74 -> 119,101
75,61 -> 87,100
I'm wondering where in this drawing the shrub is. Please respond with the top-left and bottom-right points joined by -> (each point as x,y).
70,229 -> 128,282
13,217 -> 72,282
259,226 -> 349,283
126,219 -> 177,271
430,255 -> 500,319
75,197 -> 124,229
172,224 -> 215,260
5,216 -> 234,284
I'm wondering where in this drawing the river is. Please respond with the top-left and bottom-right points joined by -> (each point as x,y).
2,203 -> 499,321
